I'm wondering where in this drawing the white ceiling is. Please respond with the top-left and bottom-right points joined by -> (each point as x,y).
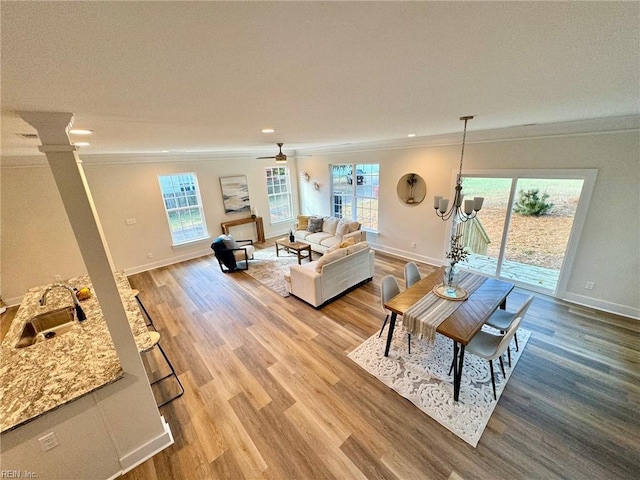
1,1 -> 638,157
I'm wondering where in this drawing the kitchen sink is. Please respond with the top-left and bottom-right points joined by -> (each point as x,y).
15,306 -> 76,348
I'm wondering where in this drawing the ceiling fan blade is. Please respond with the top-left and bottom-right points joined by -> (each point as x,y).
256,156 -> 276,159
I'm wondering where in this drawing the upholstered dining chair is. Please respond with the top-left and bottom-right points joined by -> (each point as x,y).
379,275 -> 411,353
211,235 -> 255,272
486,295 -> 534,354
466,316 -> 523,400
404,262 -> 421,289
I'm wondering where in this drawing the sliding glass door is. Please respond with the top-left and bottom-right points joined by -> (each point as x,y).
459,171 -> 595,295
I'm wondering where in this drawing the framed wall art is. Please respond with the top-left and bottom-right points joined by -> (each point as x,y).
220,175 -> 251,214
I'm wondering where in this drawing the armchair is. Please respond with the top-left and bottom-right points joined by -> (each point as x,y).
211,235 -> 255,272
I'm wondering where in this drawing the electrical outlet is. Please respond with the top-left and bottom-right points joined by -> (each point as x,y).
410,241 -> 416,248
39,432 -> 60,451
125,218 -> 136,225
585,281 -> 595,290
147,252 -> 153,259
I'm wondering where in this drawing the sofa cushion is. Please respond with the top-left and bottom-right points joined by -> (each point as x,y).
294,230 -> 311,240
339,237 -> 356,248
348,221 -> 361,233
297,215 -> 310,230
346,241 -> 369,255
320,236 -> 340,248
322,217 -> 339,235
306,232 -> 333,245
307,216 -> 323,233
335,221 -> 350,241
314,248 -> 348,273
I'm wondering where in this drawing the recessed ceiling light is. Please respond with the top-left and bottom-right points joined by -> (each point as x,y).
74,142 -> 90,146
69,129 -> 93,135
261,128 -> 276,133
407,133 -> 417,138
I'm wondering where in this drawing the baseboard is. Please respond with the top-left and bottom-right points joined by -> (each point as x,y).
118,416 -> 174,474
366,242 -> 441,267
562,292 -> 639,320
124,249 -> 212,276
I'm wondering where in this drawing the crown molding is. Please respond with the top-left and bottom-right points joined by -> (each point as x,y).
2,115 -> 637,167
293,115 -> 640,156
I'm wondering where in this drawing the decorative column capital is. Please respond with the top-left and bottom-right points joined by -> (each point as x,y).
18,111 -> 74,146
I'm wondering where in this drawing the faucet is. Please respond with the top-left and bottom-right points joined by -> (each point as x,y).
40,283 -> 87,321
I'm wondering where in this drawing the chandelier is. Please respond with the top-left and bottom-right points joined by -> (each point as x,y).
433,116 -> 484,222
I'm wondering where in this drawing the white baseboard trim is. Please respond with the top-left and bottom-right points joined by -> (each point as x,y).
124,248 -> 212,276
118,416 -> 174,474
367,242 -> 441,268
562,292 -> 639,320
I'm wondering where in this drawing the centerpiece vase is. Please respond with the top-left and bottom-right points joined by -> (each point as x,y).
443,263 -> 460,296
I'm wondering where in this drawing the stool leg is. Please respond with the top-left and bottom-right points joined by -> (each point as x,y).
136,296 -> 156,331
149,341 -> 185,407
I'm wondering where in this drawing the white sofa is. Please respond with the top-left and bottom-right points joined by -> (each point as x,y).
285,241 -> 375,308
294,215 -> 366,254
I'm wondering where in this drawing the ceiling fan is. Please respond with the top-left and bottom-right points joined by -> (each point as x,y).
257,143 -> 288,164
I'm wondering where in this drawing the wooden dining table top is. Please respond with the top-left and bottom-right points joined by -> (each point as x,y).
384,266 -> 515,345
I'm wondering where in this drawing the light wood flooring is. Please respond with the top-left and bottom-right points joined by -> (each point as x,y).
7,244 -> 636,479
118,245 -> 640,480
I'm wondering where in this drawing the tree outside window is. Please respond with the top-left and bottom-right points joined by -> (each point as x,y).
331,163 -> 379,231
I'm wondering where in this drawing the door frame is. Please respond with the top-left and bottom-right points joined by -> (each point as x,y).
448,168 -> 598,298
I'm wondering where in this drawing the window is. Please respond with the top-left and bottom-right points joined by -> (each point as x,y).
458,169 -> 597,295
331,163 -> 379,231
158,173 -> 208,245
265,166 -> 293,223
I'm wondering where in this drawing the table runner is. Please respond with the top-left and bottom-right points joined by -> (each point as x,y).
402,271 -> 487,342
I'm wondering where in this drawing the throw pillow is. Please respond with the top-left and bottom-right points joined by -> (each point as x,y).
307,216 -> 323,233
322,217 -> 339,235
348,221 -> 361,233
339,237 -> 356,248
335,222 -> 350,241
297,215 -> 310,231
220,234 -> 239,249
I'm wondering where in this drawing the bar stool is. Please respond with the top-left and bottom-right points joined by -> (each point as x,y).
142,331 -> 184,407
131,289 -> 155,330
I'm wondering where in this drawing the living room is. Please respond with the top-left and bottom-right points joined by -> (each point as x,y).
1,2 -> 639,479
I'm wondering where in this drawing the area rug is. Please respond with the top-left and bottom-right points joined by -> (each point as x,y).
348,324 -> 531,447
245,247 -> 301,297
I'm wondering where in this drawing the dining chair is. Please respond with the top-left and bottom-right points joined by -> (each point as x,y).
466,316 -> 523,400
485,295 -> 534,354
404,262 -> 421,289
379,275 -> 411,353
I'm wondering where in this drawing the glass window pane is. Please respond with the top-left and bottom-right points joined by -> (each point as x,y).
158,173 -> 208,244
265,167 -> 293,223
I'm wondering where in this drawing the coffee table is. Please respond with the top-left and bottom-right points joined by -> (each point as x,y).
275,238 -> 313,265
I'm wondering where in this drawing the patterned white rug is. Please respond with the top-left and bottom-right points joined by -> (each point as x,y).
348,324 -> 531,447
246,247 -> 301,297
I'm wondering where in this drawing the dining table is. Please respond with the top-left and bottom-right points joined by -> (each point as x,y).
383,266 -> 514,402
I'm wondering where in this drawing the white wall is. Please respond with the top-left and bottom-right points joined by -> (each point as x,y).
1,129 -> 638,318
297,130 -> 640,319
1,155 -> 300,303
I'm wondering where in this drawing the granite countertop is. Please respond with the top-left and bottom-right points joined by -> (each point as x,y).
0,272 -> 153,433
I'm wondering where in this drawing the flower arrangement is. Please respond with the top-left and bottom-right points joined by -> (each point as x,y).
445,233 -> 469,266
406,173 -> 418,203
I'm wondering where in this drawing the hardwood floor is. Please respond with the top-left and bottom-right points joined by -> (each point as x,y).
117,248 -> 640,479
